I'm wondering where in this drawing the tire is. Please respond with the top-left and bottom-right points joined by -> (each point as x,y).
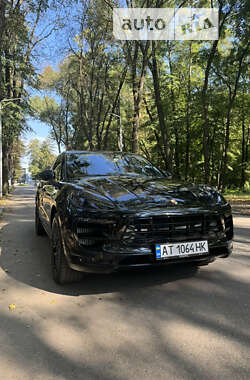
35,205 -> 46,236
51,215 -> 84,284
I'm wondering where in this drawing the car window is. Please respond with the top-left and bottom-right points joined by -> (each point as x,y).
66,153 -> 165,179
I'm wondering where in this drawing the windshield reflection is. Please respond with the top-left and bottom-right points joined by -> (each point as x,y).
66,153 -> 165,179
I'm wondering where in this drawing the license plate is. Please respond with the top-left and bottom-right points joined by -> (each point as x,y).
155,240 -> 209,259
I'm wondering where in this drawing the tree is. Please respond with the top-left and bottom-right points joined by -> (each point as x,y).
0,0 -> 72,193
10,138 -> 26,184
0,0 -> 7,98
24,0 -> 250,190
27,138 -> 56,178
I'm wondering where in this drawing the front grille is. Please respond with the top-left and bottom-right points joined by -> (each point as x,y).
122,214 -> 224,246
74,212 -> 233,250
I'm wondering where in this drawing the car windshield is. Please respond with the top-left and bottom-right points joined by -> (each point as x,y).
66,153 -> 165,179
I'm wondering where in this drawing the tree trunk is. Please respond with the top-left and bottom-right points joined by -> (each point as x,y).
201,39 -> 218,183
2,143 -> 9,195
0,0 -> 7,100
174,129 -> 180,179
246,125 -> 250,172
126,40 -> 149,154
167,43 -> 179,177
132,88 -> 140,153
131,43 -> 140,154
185,42 -> 192,181
219,103 -> 233,190
103,66 -> 127,150
0,0 -> 7,45
240,118 -> 246,189
149,41 -> 170,171
201,3 -> 230,183
219,42 -> 249,190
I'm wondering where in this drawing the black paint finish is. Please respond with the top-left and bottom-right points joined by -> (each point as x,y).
36,151 -> 234,274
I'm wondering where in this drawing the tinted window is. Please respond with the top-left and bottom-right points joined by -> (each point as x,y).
66,153 -> 164,179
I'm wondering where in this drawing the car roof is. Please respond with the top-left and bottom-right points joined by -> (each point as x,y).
63,151 -> 132,155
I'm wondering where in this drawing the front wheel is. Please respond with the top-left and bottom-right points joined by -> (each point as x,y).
51,215 -> 84,284
35,205 -> 46,236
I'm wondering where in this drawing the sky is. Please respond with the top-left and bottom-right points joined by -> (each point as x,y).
21,3 -> 74,170
21,120 -> 51,169
25,119 -> 50,140
22,115 -> 61,169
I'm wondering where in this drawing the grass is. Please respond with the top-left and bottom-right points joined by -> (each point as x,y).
0,185 -> 16,207
0,195 -> 8,209
223,189 -> 250,202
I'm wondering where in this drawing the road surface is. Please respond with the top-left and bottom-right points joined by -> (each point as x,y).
0,186 -> 249,380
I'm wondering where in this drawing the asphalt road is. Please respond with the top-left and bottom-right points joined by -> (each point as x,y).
0,185 -> 249,380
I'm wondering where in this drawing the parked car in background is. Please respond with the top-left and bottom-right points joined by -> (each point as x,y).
35,151 -> 233,284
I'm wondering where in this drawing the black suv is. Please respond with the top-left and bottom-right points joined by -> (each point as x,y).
35,151 -> 233,284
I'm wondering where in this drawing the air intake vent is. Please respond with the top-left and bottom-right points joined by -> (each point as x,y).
75,220 -> 115,247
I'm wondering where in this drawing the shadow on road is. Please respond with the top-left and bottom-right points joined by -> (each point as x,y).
0,186 -> 250,379
0,185 -> 249,298
0,186 -> 199,296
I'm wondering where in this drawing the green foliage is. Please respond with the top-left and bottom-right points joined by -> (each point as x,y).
1,0 -> 249,191
27,138 -> 56,178
10,138 -> 26,183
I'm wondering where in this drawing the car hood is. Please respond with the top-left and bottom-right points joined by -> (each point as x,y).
70,176 -> 227,211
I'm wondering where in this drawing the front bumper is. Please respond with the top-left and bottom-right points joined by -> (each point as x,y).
65,240 -> 233,274
62,207 -> 234,274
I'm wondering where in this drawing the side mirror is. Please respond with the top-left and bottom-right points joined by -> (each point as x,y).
37,169 -> 54,181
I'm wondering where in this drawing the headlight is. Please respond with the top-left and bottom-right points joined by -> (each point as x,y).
68,193 -> 86,209
69,191 -> 115,211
